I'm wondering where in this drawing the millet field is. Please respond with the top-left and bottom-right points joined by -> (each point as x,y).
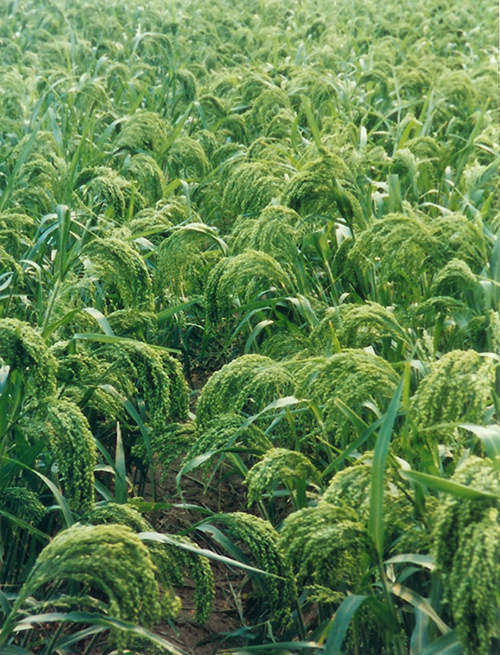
0,0 -> 499,653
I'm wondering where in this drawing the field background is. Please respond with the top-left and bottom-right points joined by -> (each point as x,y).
0,1 -> 498,654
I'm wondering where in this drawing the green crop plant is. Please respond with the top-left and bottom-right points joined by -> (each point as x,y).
96,341 -> 189,450
323,452 -> 432,554
222,162 -> 283,218
344,213 -> 442,304
310,301 -> 410,359
85,502 -> 215,623
282,152 -> 365,230
81,237 -> 154,311
204,249 -> 295,336
180,413 -> 270,483
0,524 -> 167,652
229,205 -> 303,268
432,457 -> 500,655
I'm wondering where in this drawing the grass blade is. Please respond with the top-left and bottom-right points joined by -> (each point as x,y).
400,470 -> 500,500
369,378 -> 403,556
324,594 -> 367,655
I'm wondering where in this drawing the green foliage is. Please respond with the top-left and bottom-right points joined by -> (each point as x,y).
0,0 -> 498,651
182,413 -> 269,476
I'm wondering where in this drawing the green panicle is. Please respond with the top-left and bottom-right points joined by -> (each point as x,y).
282,153 -> 363,229
260,330 -> 312,361
107,309 -> 157,340
0,318 -> 57,396
160,534 -> 215,624
345,213 -> 439,303
432,457 -> 500,655
195,129 -> 219,160
116,111 -> 169,155
122,153 -> 165,205
219,113 -> 248,144
432,456 -> 500,576
20,524 -> 164,639
196,355 -> 294,430
133,422 -> 195,479
85,503 -> 181,620
172,68 -> 197,105
212,512 -> 297,629
222,161 -> 282,217
205,249 -> 295,326
448,509 -> 500,655
0,486 -> 46,526
76,166 -> 145,219
246,448 -> 320,506
0,244 -> 23,281
85,503 -> 215,623
156,227 -> 222,297
429,213 -> 486,273
101,341 -> 188,444
294,349 -> 398,449
229,205 -> 303,269
247,88 -> 291,136
30,398 -> 97,514
323,453 -> 431,554
166,136 -> 210,179
129,196 -> 192,236
83,237 -> 154,311
310,302 -> 408,355
410,350 -> 496,446
266,109 -> 295,139
430,258 -> 481,304
279,502 -> 373,593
